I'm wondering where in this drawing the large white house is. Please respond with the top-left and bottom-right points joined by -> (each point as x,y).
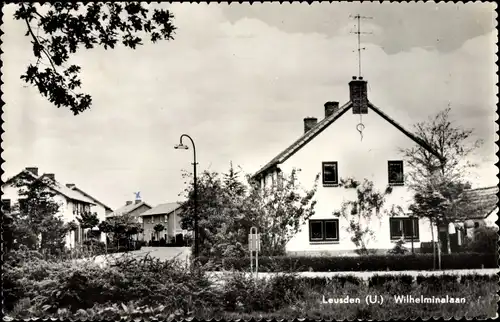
1,167 -> 112,248
252,76 -> 455,256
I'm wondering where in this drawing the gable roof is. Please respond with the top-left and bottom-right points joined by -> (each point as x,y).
3,170 -> 95,204
139,202 -> 184,217
459,186 -> 499,220
69,186 -> 113,213
252,101 -> 443,179
106,201 -> 152,218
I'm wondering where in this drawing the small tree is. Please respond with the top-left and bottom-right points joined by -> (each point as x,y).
97,220 -> 113,253
77,211 -> 99,242
401,107 -> 483,268
246,168 -> 319,256
153,223 -> 165,242
337,178 -> 393,255
10,175 -> 67,254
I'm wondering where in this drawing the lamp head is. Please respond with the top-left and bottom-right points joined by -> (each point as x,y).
174,143 -> 189,150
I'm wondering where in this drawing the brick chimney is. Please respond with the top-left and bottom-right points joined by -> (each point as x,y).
135,199 -> 141,204
126,201 -> 133,206
66,183 -> 76,189
324,101 -> 339,118
25,167 -> 38,176
349,76 -> 368,114
44,173 -> 55,181
304,117 -> 318,133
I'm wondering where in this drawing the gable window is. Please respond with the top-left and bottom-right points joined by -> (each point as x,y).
1,199 -> 11,213
322,162 -> 338,186
388,160 -> 404,186
390,217 -> 419,240
309,219 -> 339,242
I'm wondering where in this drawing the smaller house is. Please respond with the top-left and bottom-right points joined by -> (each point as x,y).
106,199 -> 153,241
139,202 -> 185,244
460,186 -> 498,236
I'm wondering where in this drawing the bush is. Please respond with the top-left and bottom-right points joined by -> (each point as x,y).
387,239 -> 410,255
465,226 -> 498,254
198,252 -> 496,272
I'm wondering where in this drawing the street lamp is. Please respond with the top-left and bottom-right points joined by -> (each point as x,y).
174,134 -> 199,259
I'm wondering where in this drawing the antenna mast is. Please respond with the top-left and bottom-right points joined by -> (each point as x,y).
350,14 -> 373,78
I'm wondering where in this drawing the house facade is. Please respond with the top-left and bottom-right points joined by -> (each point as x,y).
66,184 -> 114,244
139,202 -> 185,243
1,167 -> 102,249
252,77 -> 443,256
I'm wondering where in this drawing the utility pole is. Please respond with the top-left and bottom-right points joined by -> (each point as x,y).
350,14 -> 373,78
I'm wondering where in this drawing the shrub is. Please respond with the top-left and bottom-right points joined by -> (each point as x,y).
387,239 -> 410,255
465,226 -> 499,254
198,252 -> 496,272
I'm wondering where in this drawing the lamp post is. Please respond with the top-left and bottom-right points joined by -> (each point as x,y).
174,134 -> 199,259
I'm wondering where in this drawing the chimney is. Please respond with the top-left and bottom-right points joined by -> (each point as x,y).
126,201 -> 133,206
324,101 -> 339,118
349,76 -> 368,114
66,183 -> 76,189
135,199 -> 141,204
44,173 -> 55,181
303,117 -> 318,133
25,167 -> 38,176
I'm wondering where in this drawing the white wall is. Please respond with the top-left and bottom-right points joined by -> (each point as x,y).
267,108 -> 437,254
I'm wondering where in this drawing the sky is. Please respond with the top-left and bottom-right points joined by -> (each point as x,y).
1,2 -> 498,210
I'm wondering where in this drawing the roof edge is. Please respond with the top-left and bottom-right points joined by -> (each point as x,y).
252,101 -> 353,179
367,102 -> 445,162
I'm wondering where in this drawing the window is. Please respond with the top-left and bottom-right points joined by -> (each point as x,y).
388,160 -> 404,186
309,219 -> 339,242
390,217 -> 419,240
322,162 -> 338,186
1,199 -> 11,213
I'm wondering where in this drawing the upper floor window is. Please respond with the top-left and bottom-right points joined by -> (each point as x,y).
322,162 -> 338,186
388,160 -> 404,186
390,217 -> 419,240
309,219 -> 339,242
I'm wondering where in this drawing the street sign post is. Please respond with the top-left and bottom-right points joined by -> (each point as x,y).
248,226 -> 260,279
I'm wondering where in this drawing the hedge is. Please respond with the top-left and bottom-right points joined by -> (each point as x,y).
198,252 -> 497,272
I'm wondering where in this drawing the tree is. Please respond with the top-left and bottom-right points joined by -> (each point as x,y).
97,220 -> 113,253
180,164 -> 319,257
180,166 -> 248,257
108,213 -> 141,250
77,211 -> 99,241
400,107 -> 483,267
336,178 -> 393,255
10,175 -> 68,254
14,2 -> 176,114
245,169 -> 319,256
153,223 -> 165,242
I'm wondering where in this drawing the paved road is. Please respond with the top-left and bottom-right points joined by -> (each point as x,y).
76,247 -> 191,267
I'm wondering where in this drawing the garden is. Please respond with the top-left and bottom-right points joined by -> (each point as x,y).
3,246 -> 498,321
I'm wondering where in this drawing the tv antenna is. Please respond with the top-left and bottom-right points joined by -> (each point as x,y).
350,14 -> 373,78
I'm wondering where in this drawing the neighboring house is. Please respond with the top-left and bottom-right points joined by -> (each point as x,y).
1,167 -> 100,249
139,202 -> 185,243
106,199 -> 153,240
252,76 -> 445,256
460,186 -> 499,236
66,183 -> 114,244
